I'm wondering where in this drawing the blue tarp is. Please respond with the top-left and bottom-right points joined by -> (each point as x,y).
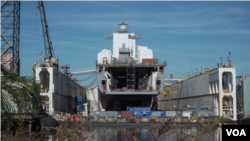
127,107 -> 151,116
75,96 -> 83,110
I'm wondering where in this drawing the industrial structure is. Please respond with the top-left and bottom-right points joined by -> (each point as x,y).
236,74 -> 250,119
33,1 -> 86,114
95,22 -> 167,111
1,0 -> 242,123
1,0 -> 21,76
33,64 -> 86,114
158,56 -> 237,121
37,0 -> 59,71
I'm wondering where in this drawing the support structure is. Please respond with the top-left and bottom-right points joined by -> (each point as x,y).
127,67 -> 135,89
1,0 -> 21,76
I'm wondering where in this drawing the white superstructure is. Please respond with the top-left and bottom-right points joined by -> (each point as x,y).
113,33 -> 136,58
97,23 -> 153,64
137,45 -> 153,64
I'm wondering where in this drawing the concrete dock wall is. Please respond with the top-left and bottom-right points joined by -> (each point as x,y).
36,67 -> 86,113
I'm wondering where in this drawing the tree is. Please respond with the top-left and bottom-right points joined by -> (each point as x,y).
1,67 -> 41,126
161,85 -> 178,111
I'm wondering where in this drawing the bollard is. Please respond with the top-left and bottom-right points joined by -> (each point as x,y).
98,116 -> 106,123
141,117 -> 149,123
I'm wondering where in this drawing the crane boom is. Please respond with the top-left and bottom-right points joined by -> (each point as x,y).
37,0 -> 55,59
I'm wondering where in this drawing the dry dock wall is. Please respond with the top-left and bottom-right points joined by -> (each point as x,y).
237,74 -> 250,118
36,67 -> 86,113
158,67 -> 237,120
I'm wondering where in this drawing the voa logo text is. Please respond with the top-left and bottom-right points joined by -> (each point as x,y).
226,129 -> 246,136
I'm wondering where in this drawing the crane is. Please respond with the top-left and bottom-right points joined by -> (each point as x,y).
37,0 -> 59,70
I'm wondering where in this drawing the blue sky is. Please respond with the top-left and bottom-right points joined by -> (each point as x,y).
20,1 -> 250,83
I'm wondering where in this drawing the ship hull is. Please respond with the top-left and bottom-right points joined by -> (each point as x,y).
99,93 -> 156,111
96,64 -> 166,111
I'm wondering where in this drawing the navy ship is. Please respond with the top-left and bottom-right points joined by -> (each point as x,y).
96,22 -> 166,111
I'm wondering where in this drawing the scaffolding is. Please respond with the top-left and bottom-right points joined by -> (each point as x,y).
127,67 -> 135,89
1,0 -> 21,76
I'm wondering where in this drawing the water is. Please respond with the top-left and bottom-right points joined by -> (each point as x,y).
42,124 -> 222,141
56,124 -> 222,141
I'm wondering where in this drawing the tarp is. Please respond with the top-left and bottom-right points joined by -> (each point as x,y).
86,85 -> 103,111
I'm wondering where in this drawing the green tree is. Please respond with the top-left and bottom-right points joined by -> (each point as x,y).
1,67 -> 41,126
161,85 -> 178,111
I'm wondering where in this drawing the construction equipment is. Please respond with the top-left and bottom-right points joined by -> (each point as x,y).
1,0 -> 21,76
37,0 -> 59,70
